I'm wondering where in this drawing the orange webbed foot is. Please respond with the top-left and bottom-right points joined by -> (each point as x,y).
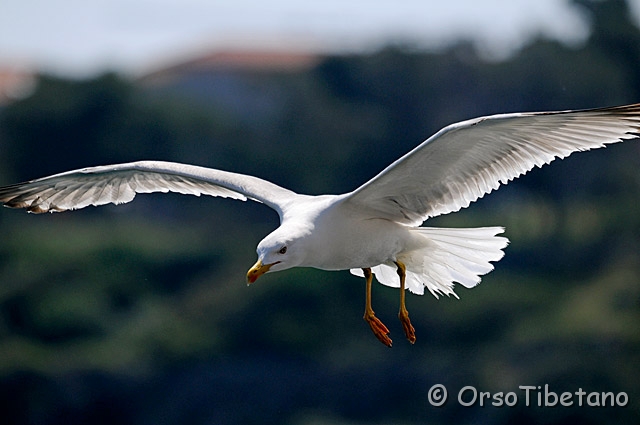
398,309 -> 416,344
364,311 -> 392,347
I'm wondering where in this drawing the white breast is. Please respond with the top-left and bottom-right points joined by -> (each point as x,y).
303,210 -> 412,270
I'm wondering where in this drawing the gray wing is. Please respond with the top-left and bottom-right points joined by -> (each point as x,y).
342,103 -> 640,226
0,160 -> 297,218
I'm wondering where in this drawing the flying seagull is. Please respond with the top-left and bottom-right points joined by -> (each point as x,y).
1,103 -> 639,347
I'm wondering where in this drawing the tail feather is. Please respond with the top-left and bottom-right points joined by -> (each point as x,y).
351,227 -> 509,298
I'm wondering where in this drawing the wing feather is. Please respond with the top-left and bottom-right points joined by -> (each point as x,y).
0,160 -> 297,217
343,103 -> 640,225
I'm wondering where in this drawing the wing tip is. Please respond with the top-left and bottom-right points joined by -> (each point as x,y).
1,197 -> 68,214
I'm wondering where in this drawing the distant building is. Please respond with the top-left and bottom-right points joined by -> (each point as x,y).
142,50 -> 320,84
138,49 -> 322,123
0,67 -> 37,106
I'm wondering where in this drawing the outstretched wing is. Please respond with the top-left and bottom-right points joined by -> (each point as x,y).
0,161 -> 297,218
343,103 -> 640,226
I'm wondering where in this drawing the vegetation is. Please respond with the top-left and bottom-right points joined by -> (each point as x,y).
0,0 -> 638,424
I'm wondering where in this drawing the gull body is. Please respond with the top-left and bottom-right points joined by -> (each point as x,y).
261,194 -> 410,271
2,103 -> 639,346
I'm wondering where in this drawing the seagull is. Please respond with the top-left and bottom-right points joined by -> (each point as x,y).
1,103 -> 639,347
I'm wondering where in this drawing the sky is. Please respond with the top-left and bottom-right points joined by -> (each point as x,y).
1,0 -> 639,77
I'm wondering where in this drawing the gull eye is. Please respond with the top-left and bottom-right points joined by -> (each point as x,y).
278,246 -> 287,255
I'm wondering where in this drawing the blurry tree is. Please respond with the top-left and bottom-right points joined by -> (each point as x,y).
575,0 -> 640,97
0,74 -> 240,184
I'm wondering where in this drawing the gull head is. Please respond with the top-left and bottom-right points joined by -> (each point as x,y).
246,223 -> 311,284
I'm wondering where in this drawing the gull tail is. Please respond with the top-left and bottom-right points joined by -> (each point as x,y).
353,227 -> 509,298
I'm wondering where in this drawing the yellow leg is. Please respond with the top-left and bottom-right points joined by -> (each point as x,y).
362,267 -> 392,347
395,260 -> 416,344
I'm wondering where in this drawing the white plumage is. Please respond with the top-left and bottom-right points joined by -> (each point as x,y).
352,227 -> 508,297
1,103 -> 639,346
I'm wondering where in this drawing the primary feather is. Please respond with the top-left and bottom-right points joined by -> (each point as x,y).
0,161 -> 296,218
344,104 -> 640,225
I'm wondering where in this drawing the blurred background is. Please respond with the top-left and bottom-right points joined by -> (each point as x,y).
0,0 -> 639,424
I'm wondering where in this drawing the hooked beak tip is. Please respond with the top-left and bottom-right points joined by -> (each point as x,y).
247,259 -> 278,284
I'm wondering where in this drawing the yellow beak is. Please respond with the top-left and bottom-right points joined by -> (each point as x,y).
246,259 -> 278,284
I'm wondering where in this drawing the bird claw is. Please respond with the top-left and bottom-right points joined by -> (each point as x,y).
399,310 -> 416,344
364,312 -> 392,347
